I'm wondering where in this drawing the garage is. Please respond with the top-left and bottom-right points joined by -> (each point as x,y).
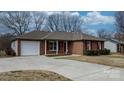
20,41 -> 40,56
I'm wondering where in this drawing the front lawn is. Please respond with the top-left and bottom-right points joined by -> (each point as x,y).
0,56 -> 14,58
0,70 -> 71,81
57,54 -> 124,68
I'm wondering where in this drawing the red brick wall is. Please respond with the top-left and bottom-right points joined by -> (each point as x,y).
45,40 -> 80,55
83,40 -> 87,51
83,40 -> 104,51
72,41 -> 83,55
46,51 -> 56,54
17,39 -> 104,56
68,41 -> 73,55
91,41 -> 98,50
58,41 -> 64,55
91,41 -> 104,50
40,41 -> 45,55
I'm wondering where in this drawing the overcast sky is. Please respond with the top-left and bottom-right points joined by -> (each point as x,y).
0,11 -> 116,34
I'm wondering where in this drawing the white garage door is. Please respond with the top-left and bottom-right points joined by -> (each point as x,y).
21,41 -> 40,56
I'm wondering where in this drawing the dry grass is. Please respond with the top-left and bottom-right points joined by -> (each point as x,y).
0,70 -> 71,81
57,54 -> 124,68
0,55 -> 14,58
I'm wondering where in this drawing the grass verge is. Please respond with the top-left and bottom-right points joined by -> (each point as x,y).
57,54 -> 124,68
0,70 -> 71,81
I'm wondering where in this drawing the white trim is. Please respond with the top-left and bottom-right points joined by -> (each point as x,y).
87,41 -> 91,50
11,40 -> 18,56
48,40 -> 57,51
66,41 -> 68,54
20,41 -> 40,56
89,41 -> 91,50
56,40 -> 59,55
45,40 -> 47,55
99,42 -> 102,50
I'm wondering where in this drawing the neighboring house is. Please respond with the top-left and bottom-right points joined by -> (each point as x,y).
11,31 -> 104,56
105,39 -> 124,53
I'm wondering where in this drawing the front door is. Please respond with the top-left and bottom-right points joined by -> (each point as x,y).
59,41 -> 64,54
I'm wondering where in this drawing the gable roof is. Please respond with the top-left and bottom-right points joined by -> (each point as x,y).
106,39 -> 124,44
15,31 -> 104,41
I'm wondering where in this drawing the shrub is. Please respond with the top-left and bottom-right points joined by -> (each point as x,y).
11,50 -> 16,56
83,50 -> 100,56
5,48 -> 16,56
0,50 -> 7,56
84,49 -> 110,56
100,48 -> 110,55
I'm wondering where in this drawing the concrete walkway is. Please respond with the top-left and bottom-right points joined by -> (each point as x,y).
0,56 -> 124,80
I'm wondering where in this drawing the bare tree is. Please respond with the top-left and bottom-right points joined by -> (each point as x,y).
46,12 -> 83,32
0,11 -> 31,35
46,13 -> 61,31
32,12 -> 46,31
115,11 -> 124,41
96,29 -> 114,39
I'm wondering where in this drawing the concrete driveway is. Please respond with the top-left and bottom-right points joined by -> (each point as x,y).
0,56 -> 124,80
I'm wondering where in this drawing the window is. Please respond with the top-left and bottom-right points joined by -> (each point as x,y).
98,42 -> 101,50
117,44 -> 120,52
48,41 -> 57,51
86,41 -> 91,50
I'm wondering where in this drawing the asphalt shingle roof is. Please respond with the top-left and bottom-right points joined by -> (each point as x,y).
16,31 -> 104,41
106,39 -> 124,44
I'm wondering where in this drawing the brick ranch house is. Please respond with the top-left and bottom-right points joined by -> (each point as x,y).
11,31 -> 104,56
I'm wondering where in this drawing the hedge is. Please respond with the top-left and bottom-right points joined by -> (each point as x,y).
83,48 -> 110,56
0,48 -> 16,56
